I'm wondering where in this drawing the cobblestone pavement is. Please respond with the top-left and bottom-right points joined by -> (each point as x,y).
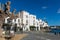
21,31 -> 60,40
0,32 -> 27,40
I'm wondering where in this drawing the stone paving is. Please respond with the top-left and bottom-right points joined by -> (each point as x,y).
0,31 -> 60,40
21,31 -> 60,40
0,33 -> 27,40
11,34 -> 27,40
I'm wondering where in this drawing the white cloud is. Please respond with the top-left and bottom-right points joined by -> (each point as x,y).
57,8 -> 60,13
42,6 -> 47,9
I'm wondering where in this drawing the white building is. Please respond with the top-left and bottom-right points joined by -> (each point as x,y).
35,19 -> 39,31
5,17 -> 10,23
35,19 -> 43,31
29,14 -> 36,26
4,13 -> 21,31
19,10 -> 49,31
42,21 -> 48,27
20,11 -> 30,31
4,10 -> 49,31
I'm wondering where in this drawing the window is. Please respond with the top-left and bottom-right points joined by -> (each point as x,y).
26,20 -> 28,24
33,17 -> 35,19
26,15 -> 28,18
15,19 -> 16,22
18,19 -> 20,22
33,20 -> 35,22
33,23 -> 35,25
7,19 -> 11,23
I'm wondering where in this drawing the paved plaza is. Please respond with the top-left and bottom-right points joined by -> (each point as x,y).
22,31 -> 60,40
0,31 -> 60,40
0,33 -> 27,40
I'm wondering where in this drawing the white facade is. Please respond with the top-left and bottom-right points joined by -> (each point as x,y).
4,10 -> 49,31
35,19 -> 39,31
29,14 -> 36,26
20,11 -> 30,31
5,17 -> 10,23
4,17 -> 21,27
15,18 -> 21,27
42,21 -> 48,27
18,11 -> 49,31
35,19 -> 43,31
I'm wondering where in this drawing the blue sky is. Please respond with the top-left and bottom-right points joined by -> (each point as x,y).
0,0 -> 60,26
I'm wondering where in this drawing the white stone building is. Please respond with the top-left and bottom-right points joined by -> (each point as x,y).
20,11 -> 30,31
29,14 -> 36,26
4,13 -> 21,31
35,19 -> 43,31
42,21 -> 48,27
4,10 -> 49,31
19,10 -> 49,31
